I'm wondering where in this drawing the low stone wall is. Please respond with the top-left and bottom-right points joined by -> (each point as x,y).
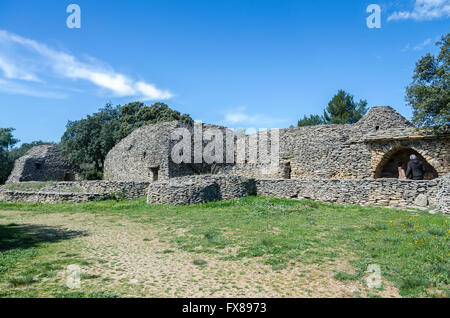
147,176 -> 255,205
255,178 -> 439,208
0,190 -> 109,204
146,175 -> 445,210
40,181 -> 150,199
437,174 -> 449,214
0,180 -> 150,204
1,176 -> 447,213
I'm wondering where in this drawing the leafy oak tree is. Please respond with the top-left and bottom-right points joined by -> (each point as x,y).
406,33 -> 449,129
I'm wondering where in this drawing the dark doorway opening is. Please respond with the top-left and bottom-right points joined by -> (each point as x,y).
374,146 -> 438,180
150,167 -> 159,181
283,162 -> 292,179
64,172 -> 75,181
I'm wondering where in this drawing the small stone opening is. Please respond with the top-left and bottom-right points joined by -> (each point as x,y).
150,167 -> 159,181
35,163 -> 42,170
374,146 -> 438,180
283,161 -> 292,179
64,172 -> 75,181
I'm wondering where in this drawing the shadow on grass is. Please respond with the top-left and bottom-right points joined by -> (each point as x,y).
0,223 -> 88,252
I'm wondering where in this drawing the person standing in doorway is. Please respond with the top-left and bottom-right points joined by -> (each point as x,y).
406,155 -> 425,180
398,162 -> 407,180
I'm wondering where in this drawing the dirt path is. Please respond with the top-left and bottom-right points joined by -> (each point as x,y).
0,210 -> 401,298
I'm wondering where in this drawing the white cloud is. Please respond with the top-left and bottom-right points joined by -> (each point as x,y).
0,56 -> 41,82
0,30 -> 172,100
402,38 -> 434,52
136,82 -> 173,100
222,107 -> 289,129
413,38 -> 433,50
388,0 -> 450,21
0,78 -> 66,99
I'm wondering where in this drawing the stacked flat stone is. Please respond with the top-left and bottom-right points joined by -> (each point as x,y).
147,179 -> 220,205
437,174 -> 449,214
147,175 -> 255,205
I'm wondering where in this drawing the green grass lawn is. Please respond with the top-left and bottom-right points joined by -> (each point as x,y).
0,196 -> 448,298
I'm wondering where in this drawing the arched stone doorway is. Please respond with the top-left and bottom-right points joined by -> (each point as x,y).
374,146 -> 438,180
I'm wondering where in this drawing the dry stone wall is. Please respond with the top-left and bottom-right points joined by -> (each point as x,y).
145,174 -> 447,211
103,107 -> 448,183
255,178 -> 439,208
0,176 -> 447,213
0,180 -> 150,204
147,175 -> 255,205
41,181 -> 150,199
0,190 -> 108,204
437,174 -> 449,214
221,107 -> 434,180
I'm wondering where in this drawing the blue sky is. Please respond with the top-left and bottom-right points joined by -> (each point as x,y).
0,0 -> 449,144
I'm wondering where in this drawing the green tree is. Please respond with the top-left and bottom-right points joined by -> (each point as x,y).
0,128 -> 19,150
0,128 -> 19,184
119,102 -> 193,138
60,103 -> 121,175
297,90 -> 367,127
60,101 -> 193,179
323,90 -> 368,124
406,33 -> 449,129
297,114 -> 325,127
0,149 -> 12,184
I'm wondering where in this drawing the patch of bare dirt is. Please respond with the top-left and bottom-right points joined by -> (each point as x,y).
0,211 -> 401,298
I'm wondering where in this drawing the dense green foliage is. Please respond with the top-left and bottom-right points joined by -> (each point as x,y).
323,90 -> 368,124
60,102 -> 193,178
0,150 -> 11,185
0,128 -> 18,184
297,90 -> 367,127
0,128 -> 19,150
406,33 -> 449,129
297,114 -> 325,127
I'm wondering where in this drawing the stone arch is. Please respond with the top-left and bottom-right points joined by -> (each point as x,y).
374,146 -> 438,180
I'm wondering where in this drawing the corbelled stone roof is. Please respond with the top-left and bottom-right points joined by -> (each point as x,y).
7,145 -> 79,183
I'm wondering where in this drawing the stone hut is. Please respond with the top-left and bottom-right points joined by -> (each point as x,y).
104,121 -> 234,182
219,106 -> 449,180
104,106 -> 449,183
6,145 -> 80,183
